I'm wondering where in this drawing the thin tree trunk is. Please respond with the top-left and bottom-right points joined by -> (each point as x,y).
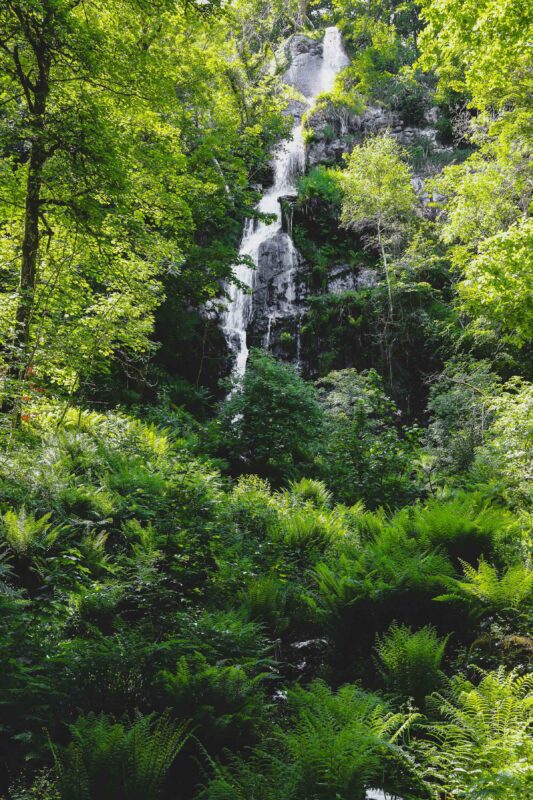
377,218 -> 393,320
377,218 -> 394,387
296,0 -> 308,29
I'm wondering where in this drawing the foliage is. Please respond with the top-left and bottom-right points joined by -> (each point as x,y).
341,134 -> 416,237
341,134 -> 416,318
392,493 -> 512,565
421,669 -> 533,800
158,654 -> 269,753
52,712 -> 189,800
0,3 -> 530,799
475,379 -> 533,509
0,0 -> 287,405
203,680 -> 418,800
296,167 -> 343,210
457,219 -> 533,348
217,350 -> 323,484
286,478 -> 332,509
436,560 -> 533,620
317,368 -> 419,508
418,0 -> 532,119
426,358 -> 500,478
375,623 -> 449,707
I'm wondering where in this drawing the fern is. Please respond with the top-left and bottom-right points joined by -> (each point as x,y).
421,668 -> 533,799
52,711 -> 189,800
396,495 -> 518,564
202,680 -> 419,800
241,575 -> 289,632
436,559 -> 533,618
308,556 -> 364,618
375,623 -> 449,707
1,509 -> 59,556
285,478 -> 332,509
158,654 -> 270,751
280,508 -> 343,560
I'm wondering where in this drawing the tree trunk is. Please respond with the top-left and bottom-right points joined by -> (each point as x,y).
14,135 -> 46,369
377,218 -> 393,319
3,45 -> 50,414
377,218 -> 394,387
296,0 -> 308,29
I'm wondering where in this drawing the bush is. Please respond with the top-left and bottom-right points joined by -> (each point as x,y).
217,351 -> 323,485
421,669 -> 533,800
317,369 -> 420,509
426,358 -> 500,478
375,623 -> 449,708
52,712 -> 189,800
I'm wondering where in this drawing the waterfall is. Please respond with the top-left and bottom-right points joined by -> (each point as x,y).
264,314 -> 273,350
296,313 -> 303,370
221,27 -> 349,376
320,25 -> 350,92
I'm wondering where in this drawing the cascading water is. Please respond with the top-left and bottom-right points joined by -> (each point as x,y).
221,27 -> 349,376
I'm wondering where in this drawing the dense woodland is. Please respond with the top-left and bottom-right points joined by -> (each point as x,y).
0,1 -> 531,798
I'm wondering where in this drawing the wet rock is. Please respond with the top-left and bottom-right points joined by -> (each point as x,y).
327,264 -> 379,294
283,34 -> 323,97
250,232 -> 303,329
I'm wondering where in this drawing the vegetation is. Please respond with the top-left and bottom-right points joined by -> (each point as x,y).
0,1 -> 531,799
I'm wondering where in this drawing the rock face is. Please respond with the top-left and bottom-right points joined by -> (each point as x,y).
220,28 -> 350,376
220,30 -> 446,377
306,103 -> 447,168
283,35 -> 323,98
252,233 -> 303,328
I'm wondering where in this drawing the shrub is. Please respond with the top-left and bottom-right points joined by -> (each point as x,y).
375,623 -> 449,708
52,712 -> 189,800
436,560 -> 533,620
217,351 -> 323,485
421,669 -> 533,800
317,369 -> 419,509
426,358 -> 500,478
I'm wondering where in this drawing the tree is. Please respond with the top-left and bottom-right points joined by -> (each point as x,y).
217,350 -> 323,484
0,0 -> 184,406
0,1 -> 288,411
340,134 -> 416,319
317,368 -> 419,508
456,219 -> 533,348
475,378 -> 533,509
420,0 -> 531,352
418,0 -> 531,121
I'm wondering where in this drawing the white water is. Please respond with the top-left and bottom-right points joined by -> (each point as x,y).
221,27 -> 349,376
